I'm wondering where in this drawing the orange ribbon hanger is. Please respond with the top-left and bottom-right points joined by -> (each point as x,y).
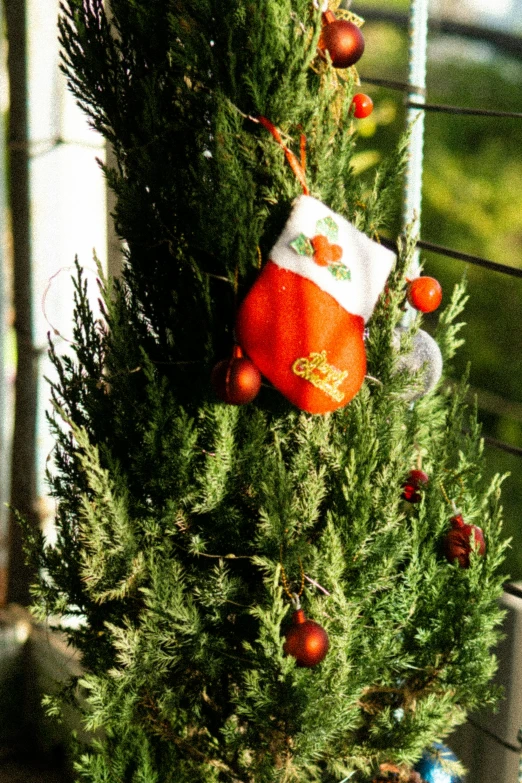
256,115 -> 310,196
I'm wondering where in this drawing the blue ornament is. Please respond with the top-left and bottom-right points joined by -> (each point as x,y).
414,742 -> 462,783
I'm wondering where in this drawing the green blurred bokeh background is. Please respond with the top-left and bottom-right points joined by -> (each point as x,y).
350,0 -> 522,577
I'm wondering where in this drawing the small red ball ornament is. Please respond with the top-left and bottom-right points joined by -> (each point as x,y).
283,608 -> 329,667
443,513 -> 486,569
406,276 -> 443,313
351,93 -> 374,119
318,11 -> 365,69
402,469 -> 429,503
211,345 -> 261,405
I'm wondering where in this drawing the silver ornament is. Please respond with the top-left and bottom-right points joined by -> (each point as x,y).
392,327 -> 443,399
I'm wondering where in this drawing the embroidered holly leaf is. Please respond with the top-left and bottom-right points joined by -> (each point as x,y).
315,216 -> 339,242
328,262 -> 351,281
290,233 -> 314,257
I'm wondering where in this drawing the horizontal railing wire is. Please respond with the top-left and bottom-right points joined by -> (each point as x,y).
466,716 -> 522,754
360,75 -> 424,93
360,78 -> 522,120
482,435 -> 522,459
408,100 -> 522,120
379,237 -> 522,280
417,239 -> 522,278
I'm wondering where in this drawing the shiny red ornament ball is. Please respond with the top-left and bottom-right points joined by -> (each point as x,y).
402,469 -> 429,503
318,11 -> 365,69
443,513 -> 486,569
283,608 -> 329,667
351,93 -> 374,119
211,345 -> 261,405
406,276 -> 443,313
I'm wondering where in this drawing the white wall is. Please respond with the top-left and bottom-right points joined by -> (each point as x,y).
28,0 -> 107,538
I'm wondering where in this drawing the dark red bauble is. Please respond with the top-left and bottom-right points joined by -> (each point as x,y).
443,514 -> 486,569
351,93 -> 374,119
211,345 -> 261,405
283,608 -> 329,667
318,11 -> 365,69
406,276 -> 443,313
401,469 -> 429,503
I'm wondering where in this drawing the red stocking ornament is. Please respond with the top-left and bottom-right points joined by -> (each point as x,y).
236,196 -> 395,414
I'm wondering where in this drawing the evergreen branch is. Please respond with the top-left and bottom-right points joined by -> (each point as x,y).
139,694 -> 247,781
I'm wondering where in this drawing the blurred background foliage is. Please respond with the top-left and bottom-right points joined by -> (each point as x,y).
350,0 -> 522,577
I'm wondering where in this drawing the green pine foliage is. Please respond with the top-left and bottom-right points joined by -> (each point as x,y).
25,1 -> 508,781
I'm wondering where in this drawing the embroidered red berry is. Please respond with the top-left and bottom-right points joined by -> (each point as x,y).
407,276 -> 443,313
351,93 -> 373,119
311,234 -> 343,266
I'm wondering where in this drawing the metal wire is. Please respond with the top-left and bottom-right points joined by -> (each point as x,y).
379,236 -> 522,280
408,100 -> 522,119
417,239 -> 522,278
483,435 -> 522,459
466,716 -> 522,754
359,77 -> 522,119
359,74 -> 426,95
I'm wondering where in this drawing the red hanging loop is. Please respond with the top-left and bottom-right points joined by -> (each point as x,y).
256,115 -> 309,196
300,133 -> 307,172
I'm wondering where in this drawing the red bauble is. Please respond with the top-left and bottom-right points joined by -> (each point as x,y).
402,469 -> 429,503
318,11 -> 365,69
211,345 -> 261,405
283,608 -> 329,667
443,514 -> 486,569
351,93 -> 374,119
406,277 -> 443,313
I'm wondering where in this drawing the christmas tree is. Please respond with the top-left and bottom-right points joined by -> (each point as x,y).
25,1 -> 508,781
